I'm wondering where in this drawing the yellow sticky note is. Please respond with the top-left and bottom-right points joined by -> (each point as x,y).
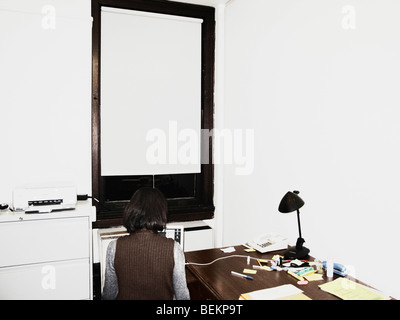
258,259 -> 270,263
304,273 -> 324,281
243,269 -> 257,274
244,248 -> 256,252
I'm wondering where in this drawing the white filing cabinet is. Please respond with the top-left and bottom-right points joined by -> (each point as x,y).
0,202 -> 95,300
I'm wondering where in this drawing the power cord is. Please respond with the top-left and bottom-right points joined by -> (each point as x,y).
185,255 -> 270,266
77,194 -> 111,211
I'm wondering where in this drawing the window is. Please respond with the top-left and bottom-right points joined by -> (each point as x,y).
91,0 -> 215,227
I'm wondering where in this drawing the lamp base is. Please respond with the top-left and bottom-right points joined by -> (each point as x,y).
283,246 -> 310,260
283,238 -> 310,260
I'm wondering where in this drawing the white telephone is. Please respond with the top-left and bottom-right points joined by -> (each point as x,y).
245,233 -> 288,253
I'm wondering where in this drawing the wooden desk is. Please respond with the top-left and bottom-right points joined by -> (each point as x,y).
185,245 -> 371,300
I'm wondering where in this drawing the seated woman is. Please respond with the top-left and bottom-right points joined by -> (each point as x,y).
102,187 -> 190,300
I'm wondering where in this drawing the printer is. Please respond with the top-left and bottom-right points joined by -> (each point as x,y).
12,186 -> 77,213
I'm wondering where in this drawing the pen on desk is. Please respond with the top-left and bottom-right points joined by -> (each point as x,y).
231,271 -> 253,280
253,265 -> 272,271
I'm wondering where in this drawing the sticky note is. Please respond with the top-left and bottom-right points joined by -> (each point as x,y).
243,269 -> 257,274
258,259 -> 270,263
304,273 -> 324,281
244,248 -> 256,252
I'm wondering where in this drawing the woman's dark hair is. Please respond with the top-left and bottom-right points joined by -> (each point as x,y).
123,187 -> 168,233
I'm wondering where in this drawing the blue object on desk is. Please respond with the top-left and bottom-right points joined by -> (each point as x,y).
322,261 -> 347,277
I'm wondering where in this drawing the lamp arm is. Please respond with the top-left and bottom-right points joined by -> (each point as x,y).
296,209 -> 302,239
295,209 -> 307,251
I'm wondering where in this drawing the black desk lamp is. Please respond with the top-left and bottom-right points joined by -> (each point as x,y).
278,190 -> 310,260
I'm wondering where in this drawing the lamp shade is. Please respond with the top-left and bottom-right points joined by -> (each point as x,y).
278,191 -> 305,213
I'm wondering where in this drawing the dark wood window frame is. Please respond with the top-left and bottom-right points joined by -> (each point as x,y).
91,0 -> 215,228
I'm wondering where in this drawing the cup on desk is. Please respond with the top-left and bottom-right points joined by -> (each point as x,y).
326,259 -> 334,278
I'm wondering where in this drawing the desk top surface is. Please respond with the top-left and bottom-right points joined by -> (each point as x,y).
185,245 -> 369,300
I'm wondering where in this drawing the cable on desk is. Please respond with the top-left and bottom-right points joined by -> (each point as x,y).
185,255 -> 272,266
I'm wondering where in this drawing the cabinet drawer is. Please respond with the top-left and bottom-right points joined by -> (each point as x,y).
0,217 -> 90,267
0,259 -> 90,300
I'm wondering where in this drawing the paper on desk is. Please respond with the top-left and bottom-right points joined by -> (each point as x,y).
319,278 -> 390,300
240,284 -> 304,300
221,247 -> 236,253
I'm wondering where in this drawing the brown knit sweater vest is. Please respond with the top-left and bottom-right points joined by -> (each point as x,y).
114,229 -> 175,300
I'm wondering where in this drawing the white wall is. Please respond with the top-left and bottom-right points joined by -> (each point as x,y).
0,0 -> 92,203
224,0 -> 400,299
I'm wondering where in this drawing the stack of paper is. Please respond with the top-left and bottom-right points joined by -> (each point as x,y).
240,284 -> 311,300
319,278 -> 390,300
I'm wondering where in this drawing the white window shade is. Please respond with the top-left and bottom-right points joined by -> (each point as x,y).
100,7 -> 202,176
